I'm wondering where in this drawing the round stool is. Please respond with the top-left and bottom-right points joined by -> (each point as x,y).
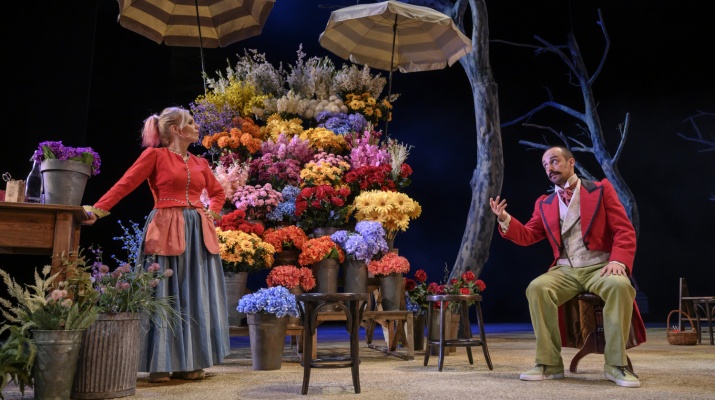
424,293 -> 493,371
295,292 -> 369,395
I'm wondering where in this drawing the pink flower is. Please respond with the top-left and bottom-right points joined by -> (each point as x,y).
163,268 -> 174,277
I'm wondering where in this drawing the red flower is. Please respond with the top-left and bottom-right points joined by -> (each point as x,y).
462,271 -> 476,282
460,287 -> 471,295
414,269 -> 427,283
475,279 -> 486,292
400,163 -> 413,178
405,278 -> 417,291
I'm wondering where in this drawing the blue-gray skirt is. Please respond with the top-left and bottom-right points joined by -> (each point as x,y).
138,208 -> 230,373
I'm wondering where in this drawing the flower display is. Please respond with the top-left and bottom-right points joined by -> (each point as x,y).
232,183 -> 283,220
345,129 -> 389,168
236,286 -> 299,318
343,91 -> 393,125
294,185 -> 351,230
206,161 -> 250,205
330,220 -> 388,263
32,140 -> 102,175
343,164 -> 396,193
351,190 -> 422,240
367,252 -> 410,276
439,271 -> 486,312
405,269 -> 429,314
266,265 -> 316,291
266,185 -> 300,224
299,127 -> 347,153
249,151 -> 302,189
217,209 -> 265,236
298,236 -> 345,266
262,225 -> 308,252
216,228 -> 276,273
316,111 -> 368,135
201,118 -> 264,161
300,152 -> 351,188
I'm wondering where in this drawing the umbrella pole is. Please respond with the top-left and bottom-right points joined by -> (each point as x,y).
385,14 -> 398,138
194,0 -> 207,95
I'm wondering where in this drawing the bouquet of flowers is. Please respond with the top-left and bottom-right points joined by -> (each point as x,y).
262,225 -> 308,252
343,91 -> 393,126
217,209 -> 265,236
343,164 -> 396,193
33,140 -> 102,175
344,129 -> 389,167
294,185 -> 351,230
298,236 -> 345,267
405,269 -> 429,315
299,127 -> 347,153
351,190 -> 422,240
329,220 -> 388,263
266,185 -> 300,225
236,286 -> 299,318
315,111 -> 368,135
299,152 -> 351,187
367,252 -> 410,276
206,161 -> 250,206
232,183 -> 283,220
249,152 -> 302,189
266,265 -> 316,291
216,228 -> 276,273
444,270 -> 486,312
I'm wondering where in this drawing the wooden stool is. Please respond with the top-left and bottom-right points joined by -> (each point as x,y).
423,294 -> 493,372
569,292 -> 633,373
295,293 -> 369,395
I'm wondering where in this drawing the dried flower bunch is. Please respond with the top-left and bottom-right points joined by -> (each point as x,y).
236,286 -> 299,318
297,236 -> 345,266
33,140 -> 102,175
266,265 -> 316,291
367,252 -> 410,276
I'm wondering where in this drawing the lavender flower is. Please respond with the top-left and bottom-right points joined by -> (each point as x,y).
33,140 -> 102,175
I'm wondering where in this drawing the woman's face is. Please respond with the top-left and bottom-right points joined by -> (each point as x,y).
179,116 -> 200,142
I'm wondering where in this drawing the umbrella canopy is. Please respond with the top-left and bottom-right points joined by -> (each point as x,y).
116,0 -> 276,48
318,0 -> 471,74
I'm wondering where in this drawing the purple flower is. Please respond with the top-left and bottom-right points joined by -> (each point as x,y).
33,140 -> 102,175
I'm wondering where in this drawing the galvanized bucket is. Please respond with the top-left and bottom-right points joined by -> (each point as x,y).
40,159 -> 91,206
247,313 -> 288,370
225,271 -> 248,327
71,312 -> 141,399
33,329 -> 84,400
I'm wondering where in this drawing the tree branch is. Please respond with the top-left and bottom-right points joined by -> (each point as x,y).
612,112 -> 630,164
502,101 -> 585,127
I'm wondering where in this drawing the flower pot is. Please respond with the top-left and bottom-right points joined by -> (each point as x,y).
225,271 -> 249,327
428,309 -> 451,356
33,329 -> 84,400
342,258 -> 368,294
40,159 -> 92,206
378,272 -> 403,311
71,312 -> 141,399
311,258 -> 340,311
413,312 -> 426,351
247,313 -> 289,370
274,248 -> 300,266
447,311 -> 460,354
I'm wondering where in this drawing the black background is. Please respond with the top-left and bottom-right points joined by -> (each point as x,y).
2,0 -> 713,324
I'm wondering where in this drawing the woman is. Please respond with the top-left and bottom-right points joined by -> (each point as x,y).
84,106 -> 229,382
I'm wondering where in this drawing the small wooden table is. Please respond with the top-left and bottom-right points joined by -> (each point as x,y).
0,202 -> 89,275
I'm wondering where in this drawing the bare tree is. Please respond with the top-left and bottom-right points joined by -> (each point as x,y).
406,0 -> 503,280
677,111 -> 715,200
498,10 -> 641,239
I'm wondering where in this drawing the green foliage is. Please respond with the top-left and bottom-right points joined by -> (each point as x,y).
0,325 -> 36,397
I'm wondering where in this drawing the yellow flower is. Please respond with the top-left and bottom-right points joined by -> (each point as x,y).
351,190 -> 421,239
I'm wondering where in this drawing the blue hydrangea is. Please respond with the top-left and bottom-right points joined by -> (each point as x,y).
331,221 -> 388,264
236,286 -> 299,318
405,295 -> 421,313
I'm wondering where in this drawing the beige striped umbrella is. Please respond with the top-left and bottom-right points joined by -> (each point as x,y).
115,0 -> 275,87
319,0 -> 471,96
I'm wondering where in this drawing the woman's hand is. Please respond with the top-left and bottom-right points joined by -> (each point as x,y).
83,212 -> 98,226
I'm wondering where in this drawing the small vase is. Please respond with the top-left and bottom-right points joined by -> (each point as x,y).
342,258 -> 368,294
378,272 -> 403,311
247,313 -> 289,370
40,159 -> 92,206
273,248 -> 300,267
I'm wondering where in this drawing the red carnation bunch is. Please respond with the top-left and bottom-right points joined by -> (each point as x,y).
343,164 -> 396,192
294,185 -> 351,230
216,209 -> 264,236
266,265 -> 316,291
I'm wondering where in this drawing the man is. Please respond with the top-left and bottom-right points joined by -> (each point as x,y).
489,146 -> 646,388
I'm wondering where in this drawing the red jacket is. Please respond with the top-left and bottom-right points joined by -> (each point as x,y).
501,179 -> 646,347
94,147 -> 225,255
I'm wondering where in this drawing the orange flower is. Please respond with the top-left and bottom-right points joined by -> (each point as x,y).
298,236 -> 345,266
263,225 -> 308,252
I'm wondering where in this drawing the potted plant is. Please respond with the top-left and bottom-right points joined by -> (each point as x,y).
215,226 -> 276,326
297,236 -> 345,303
367,252 -> 411,311
405,269 -> 429,351
0,258 -> 100,400
330,220 -> 388,293
350,189 -> 421,249
71,233 -> 178,400
262,224 -> 308,266
236,286 -> 299,370
32,140 -> 101,205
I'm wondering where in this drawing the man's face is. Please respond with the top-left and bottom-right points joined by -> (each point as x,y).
541,148 -> 575,187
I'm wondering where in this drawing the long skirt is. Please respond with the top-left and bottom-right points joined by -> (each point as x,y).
138,208 -> 230,373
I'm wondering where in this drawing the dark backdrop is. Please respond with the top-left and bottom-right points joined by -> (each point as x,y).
2,0 -> 713,325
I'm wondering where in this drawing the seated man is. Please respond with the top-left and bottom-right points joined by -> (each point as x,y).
489,145 -> 646,388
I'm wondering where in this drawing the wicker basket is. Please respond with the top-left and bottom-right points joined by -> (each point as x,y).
666,310 -> 698,345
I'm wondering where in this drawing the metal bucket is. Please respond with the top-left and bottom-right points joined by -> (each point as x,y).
311,258 -> 340,311
247,313 -> 288,370
378,272 -> 403,311
40,159 -> 91,206
225,271 -> 248,327
71,313 -> 140,399
33,329 -> 84,400
342,258 -> 368,294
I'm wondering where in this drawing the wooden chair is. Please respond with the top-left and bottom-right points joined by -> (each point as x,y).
568,292 -> 633,373
679,277 -> 715,345
360,277 -> 414,360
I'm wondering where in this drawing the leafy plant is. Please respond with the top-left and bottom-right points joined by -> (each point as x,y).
0,326 -> 36,398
